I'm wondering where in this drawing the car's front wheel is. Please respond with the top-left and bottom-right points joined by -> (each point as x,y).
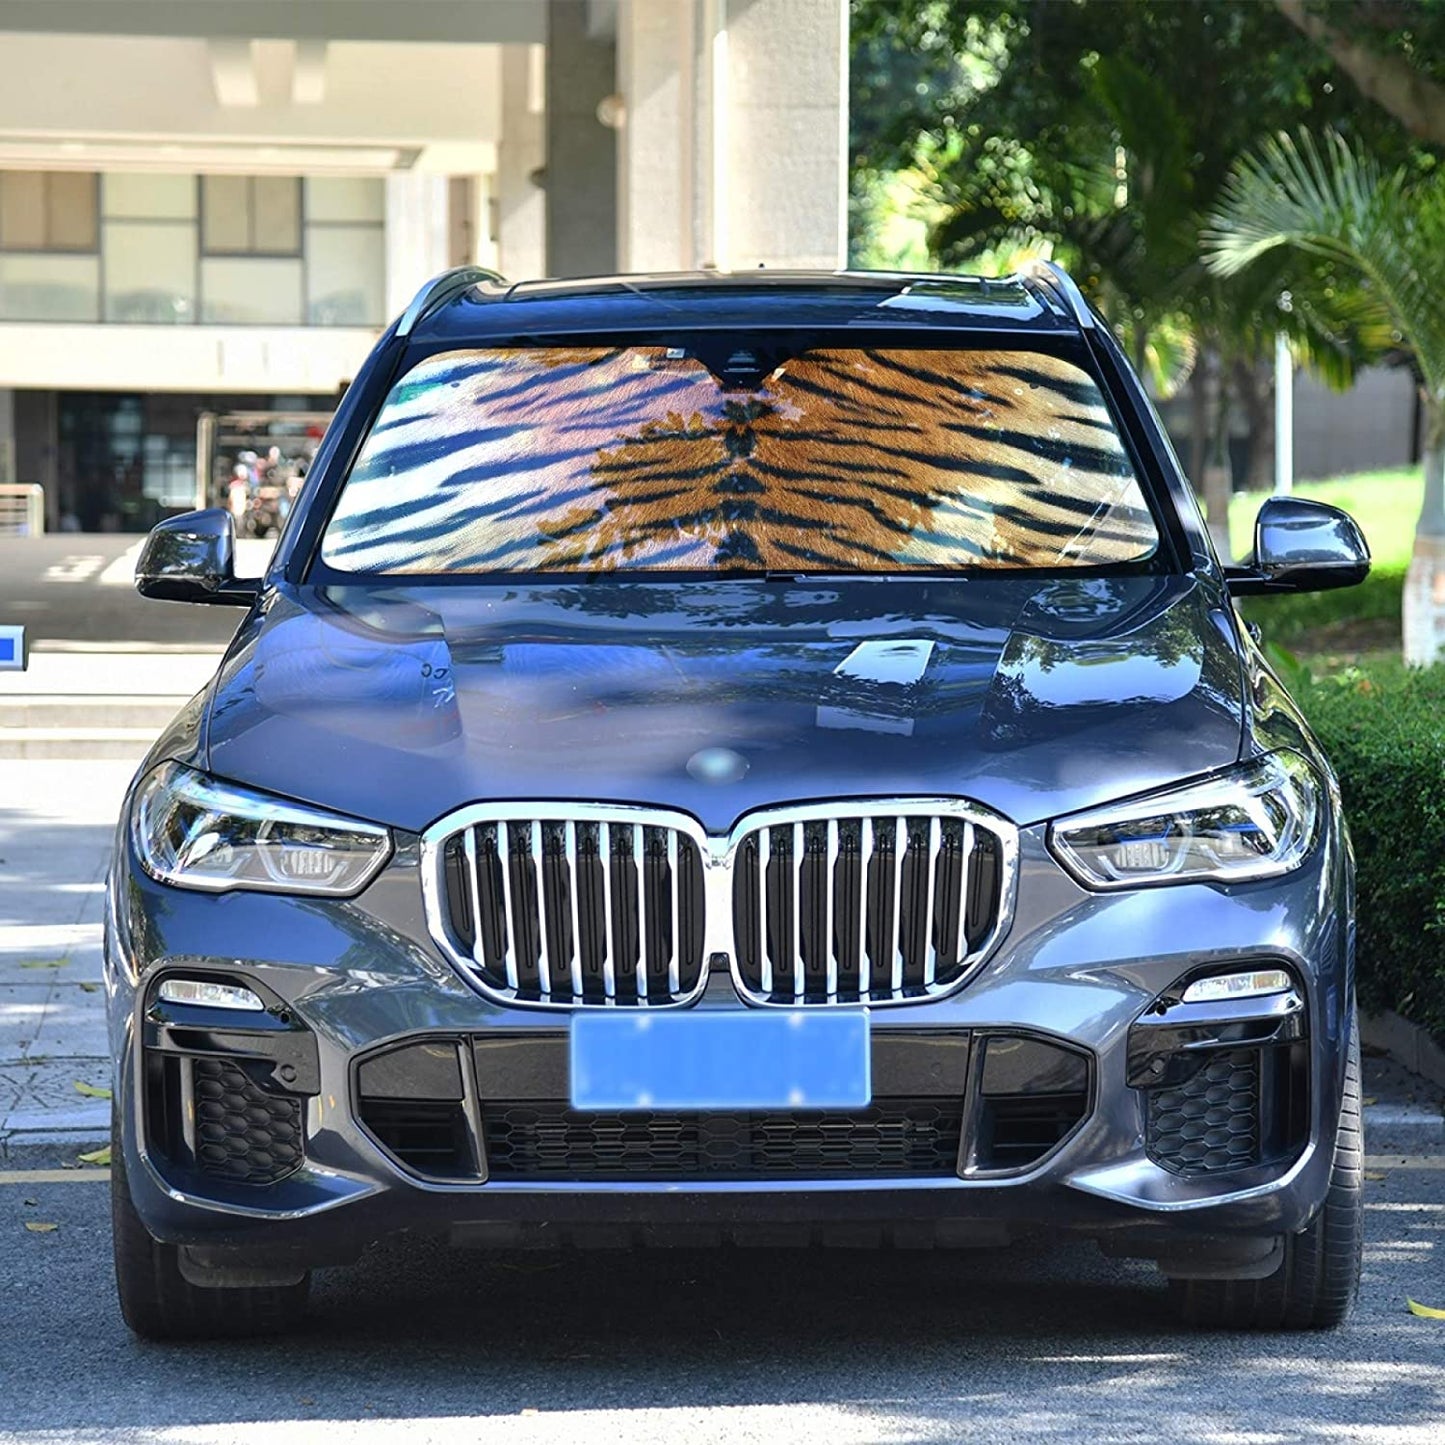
110,1112 -> 310,1341
1168,1010 -> 1363,1330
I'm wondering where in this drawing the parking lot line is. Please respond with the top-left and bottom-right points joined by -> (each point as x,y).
0,1168 -> 110,1185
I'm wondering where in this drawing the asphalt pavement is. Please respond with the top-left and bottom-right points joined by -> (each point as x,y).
0,535 -> 269,648
2,1153 -> 1444,1443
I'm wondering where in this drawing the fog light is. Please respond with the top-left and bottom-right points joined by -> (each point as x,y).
157,977 -> 265,1011
1181,968 -> 1292,1004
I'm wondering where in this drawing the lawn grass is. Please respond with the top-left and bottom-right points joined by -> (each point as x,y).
1227,465 -> 1421,570
1229,466 -> 1419,659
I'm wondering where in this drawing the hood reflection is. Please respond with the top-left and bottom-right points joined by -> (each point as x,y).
204,574 -> 1246,833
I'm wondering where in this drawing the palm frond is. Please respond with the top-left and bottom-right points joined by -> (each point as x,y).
1205,129 -> 1445,400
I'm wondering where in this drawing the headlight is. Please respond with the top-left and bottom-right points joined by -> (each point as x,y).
1049,751 -> 1322,889
133,762 -> 391,895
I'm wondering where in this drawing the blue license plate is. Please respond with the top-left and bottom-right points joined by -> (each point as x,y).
570,1010 -> 871,1112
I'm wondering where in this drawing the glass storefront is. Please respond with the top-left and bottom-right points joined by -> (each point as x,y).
53,390 -> 333,532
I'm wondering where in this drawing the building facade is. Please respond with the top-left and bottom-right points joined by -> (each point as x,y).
0,0 -> 847,531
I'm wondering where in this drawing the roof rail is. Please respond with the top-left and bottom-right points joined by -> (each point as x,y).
396,265 -> 508,338
1021,259 -> 1095,331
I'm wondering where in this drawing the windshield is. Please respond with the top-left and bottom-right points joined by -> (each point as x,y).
319,344 -> 1160,575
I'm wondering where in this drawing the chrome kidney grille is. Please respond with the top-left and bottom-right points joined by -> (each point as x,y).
731,809 -> 1007,1004
431,808 -> 706,1006
423,799 -> 1014,1010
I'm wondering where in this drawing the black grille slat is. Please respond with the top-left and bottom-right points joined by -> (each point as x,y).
899,826 -> 926,990
438,814 -> 703,1007
868,842 -> 893,998
732,809 -> 1003,1005
840,825 -> 866,997
965,834 -> 1000,952
642,834 -> 671,1002
485,1098 -> 964,1180
801,827 -> 829,998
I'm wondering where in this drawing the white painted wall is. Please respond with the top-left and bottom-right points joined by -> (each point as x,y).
0,323 -> 377,393
0,34 -> 502,171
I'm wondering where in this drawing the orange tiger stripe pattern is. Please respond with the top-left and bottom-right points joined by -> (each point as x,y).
322,346 -> 1158,574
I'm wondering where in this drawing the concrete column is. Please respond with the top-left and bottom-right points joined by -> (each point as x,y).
0,389 -> 14,485
14,390 -> 59,531
497,42 -> 546,281
616,0 -> 695,272
545,0 -> 618,277
724,0 -> 847,269
384,171 -> 451,318
615,0 -> 847,273
472,170 -> 500,271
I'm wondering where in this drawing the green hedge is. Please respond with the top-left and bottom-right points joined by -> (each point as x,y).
1294,661 -> 1445,1042
1240,566 -> 1404,648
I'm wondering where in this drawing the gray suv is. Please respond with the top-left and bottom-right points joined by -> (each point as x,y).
107,264 -> 1369,1338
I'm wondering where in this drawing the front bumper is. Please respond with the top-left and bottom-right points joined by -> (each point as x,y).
104,822 -> 1353,1271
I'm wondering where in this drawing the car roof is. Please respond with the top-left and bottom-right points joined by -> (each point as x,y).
404,267 -> 1089,346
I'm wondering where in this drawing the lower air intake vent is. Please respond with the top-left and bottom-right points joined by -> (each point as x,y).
193,1057 -> 304,1185
974,1092 -> 1090,1171
483,1099 -> 964,1180
358,1097 -> 474,1178
1146,1049 -> 1261,1175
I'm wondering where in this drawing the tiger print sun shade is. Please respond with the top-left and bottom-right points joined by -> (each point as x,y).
320,346 -> 1160,575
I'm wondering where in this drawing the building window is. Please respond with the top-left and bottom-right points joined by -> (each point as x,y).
303,177 -> 385,326
199,256 -> 304,325
0,171 -> 99,252
1,171 -> 381,327
201,175 -> 302,256
101,174 -> 197,324
0,172 -> 101,320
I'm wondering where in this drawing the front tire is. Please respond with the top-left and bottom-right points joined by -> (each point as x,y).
111,1114 -> 310,1341
1169,1010 -> 1363,1330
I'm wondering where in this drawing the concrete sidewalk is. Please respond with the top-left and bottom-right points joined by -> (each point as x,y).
0,650 -> 218,759
0,760 -> 133,1150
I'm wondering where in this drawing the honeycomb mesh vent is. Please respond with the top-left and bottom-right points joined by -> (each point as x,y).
1146,1049 -> 1260,1175
194,1057 -> 304,1185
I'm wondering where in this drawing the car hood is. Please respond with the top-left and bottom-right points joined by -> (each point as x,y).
203,574 -> 1245,835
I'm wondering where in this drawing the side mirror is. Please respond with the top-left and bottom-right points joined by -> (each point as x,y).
135,509 -> 260,607
1226,496 -> 1370,596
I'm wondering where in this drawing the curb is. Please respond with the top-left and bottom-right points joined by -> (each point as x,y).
1,1127 -> 110,1164
0,1100 -> 110,1159
1362,1010 -> 1445,1092
1362,1103 -> 1445,1154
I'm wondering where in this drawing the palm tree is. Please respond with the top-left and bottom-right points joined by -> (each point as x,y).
1204,129 -> 1445,664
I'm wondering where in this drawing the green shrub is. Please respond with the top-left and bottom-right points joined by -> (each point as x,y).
1241,565 -> 1404,648
1295,661 -> 1445,1042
